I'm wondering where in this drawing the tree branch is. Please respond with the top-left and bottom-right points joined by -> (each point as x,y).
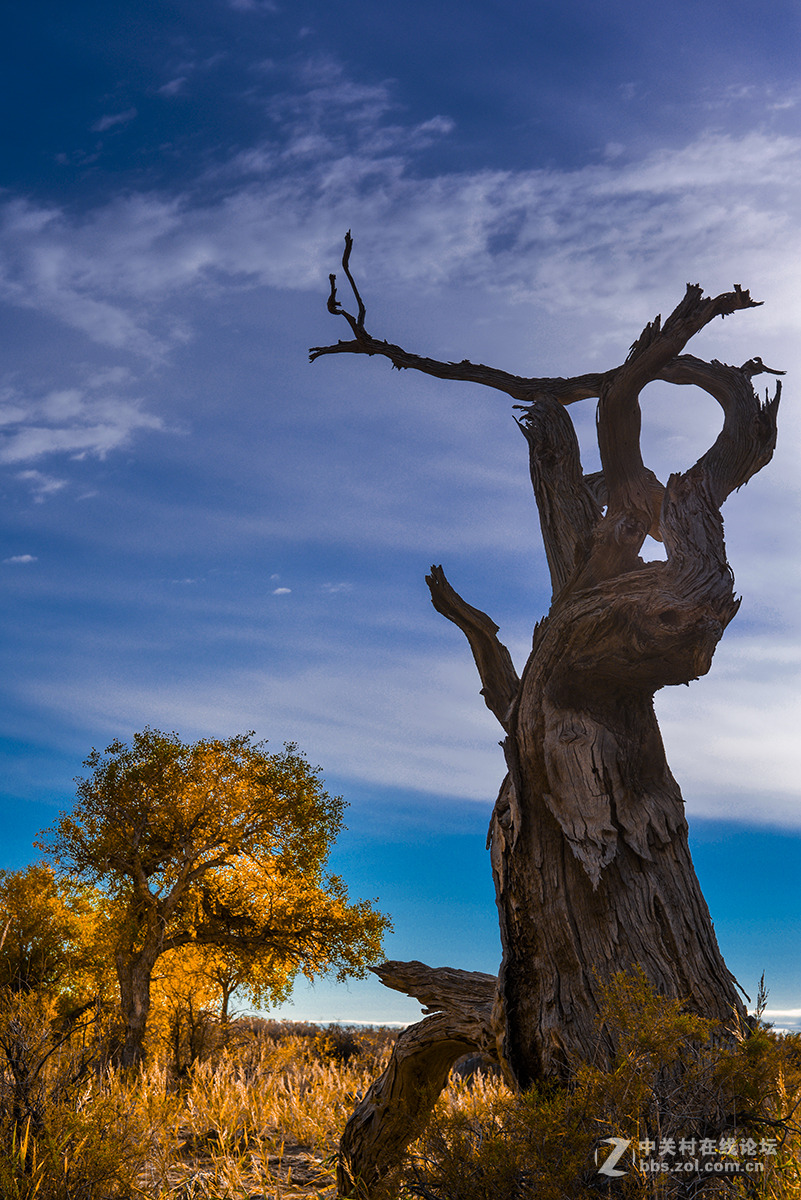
659,354 -> 782,507
592,285 -> 761,538
373,959 -> 497,1014
338,961 -> 498,1198
313,242 -> 778,593
425,566 -> 520,730
515,396 -> 602,597
310,234 -> 610,403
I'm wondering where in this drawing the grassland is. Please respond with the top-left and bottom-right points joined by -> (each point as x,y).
3,990 -> 801,1200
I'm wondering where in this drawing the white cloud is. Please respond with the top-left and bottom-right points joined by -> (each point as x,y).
0,124 -> 796,378
19,621 -> 799,824
228,0 -> 279,10
157,78 -> 187,97
0,387 -> 163,467
19,645 -> 504,803
91,108 -> 138,133
3,554 -> 37,564
1,67 -> 799,373
656,631 -> 801,827
1,115 -> 797,518
15,470 -> 66,500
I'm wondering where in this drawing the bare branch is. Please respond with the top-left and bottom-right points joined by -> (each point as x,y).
585,284 -> 764,565
658,353 -> 782,507
516,395 -> 602,597
340,229 -> 366,328
338,961 -> 498,1197
425,565 -> 520,729
310,234 -> 610,402
374,959 -> 497,1014
338,1012 -> 489,1198
314,245 -> 778,597
324,230 -> 367,342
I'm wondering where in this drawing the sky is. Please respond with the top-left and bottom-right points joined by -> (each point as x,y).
1,0 -> 800,1028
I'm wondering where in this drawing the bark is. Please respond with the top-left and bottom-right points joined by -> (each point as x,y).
337,962 -> 497,1199
115,936 -> 163,1069
311,238 -> 783,1187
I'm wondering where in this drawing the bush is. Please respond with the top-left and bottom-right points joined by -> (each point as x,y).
402,969 -> 801,1199
0,988 -> 150,1199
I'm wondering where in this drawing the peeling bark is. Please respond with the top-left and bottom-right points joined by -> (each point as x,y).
311,237 -> 783,1191
337,963 -> 497,1198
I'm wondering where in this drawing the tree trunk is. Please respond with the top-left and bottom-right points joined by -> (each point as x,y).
310,247 -> 783,1182
116,945 -> 157,1069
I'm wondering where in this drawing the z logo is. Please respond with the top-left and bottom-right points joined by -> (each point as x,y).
595,1136 -> 631,1178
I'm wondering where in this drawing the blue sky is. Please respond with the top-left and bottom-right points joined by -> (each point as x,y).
2,0 -> 800,1027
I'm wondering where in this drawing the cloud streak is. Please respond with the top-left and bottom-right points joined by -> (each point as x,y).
1,66 -> 800,368
91,108 -> 138,133
13,616 -> 799,826
0,380 -> 163,472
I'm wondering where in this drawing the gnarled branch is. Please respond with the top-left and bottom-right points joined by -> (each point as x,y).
595,284 -> 763,546
659,354 -> 782,508
425,565 -> 520,730
310,234 -> 611,403
338,962 -> 498,1199
374,959 -> 497,1015
516,395 -> 602,597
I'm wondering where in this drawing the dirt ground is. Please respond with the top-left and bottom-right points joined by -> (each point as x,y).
140,1137 -> 338,1198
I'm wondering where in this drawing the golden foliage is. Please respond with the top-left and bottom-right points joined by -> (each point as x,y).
0,864 -> 110,1004
36,730 -> 390,1064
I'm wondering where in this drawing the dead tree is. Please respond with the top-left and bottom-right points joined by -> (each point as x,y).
310,234 -> 782,1197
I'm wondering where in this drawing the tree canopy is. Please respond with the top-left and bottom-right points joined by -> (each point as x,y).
0,863 -> 104,1003
38,729 -> 390,1065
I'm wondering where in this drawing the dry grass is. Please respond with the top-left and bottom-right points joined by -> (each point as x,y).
3,991 -> 801,1200
132,1029 -> 393,1198
0,1007 -> 396,1200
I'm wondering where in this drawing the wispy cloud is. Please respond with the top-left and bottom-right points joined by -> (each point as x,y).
228,0 -> 279,10
3,554 -> 37,564
91,108 -> 138,133
14,609 -> 798,824
0,53 -> 798,373
0,119 -> 798,368
15,470 -> 66,501
157,78 -> 187,98
19,648 -> 503,803
0,379 -> 163,474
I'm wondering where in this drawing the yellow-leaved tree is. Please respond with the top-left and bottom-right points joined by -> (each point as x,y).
0,862 -> 109,1007
38,729 -> 390,1067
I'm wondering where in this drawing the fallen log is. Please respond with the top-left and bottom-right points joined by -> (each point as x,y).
337,961 -> 499,1198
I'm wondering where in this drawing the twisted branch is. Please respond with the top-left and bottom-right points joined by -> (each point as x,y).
337,962 -> 498,1199
425,566 -> 520,730
310,235 -> 610,403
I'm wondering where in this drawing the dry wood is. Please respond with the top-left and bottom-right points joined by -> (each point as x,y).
337,963 -> 497,1198
425,566 -> 519,729
311,236 -> 783,1192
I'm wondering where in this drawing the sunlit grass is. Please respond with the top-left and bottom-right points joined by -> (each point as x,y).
3,997 -> 801,1199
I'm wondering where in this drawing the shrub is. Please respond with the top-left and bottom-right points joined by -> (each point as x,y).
0,988 -> 150,1199
402,969 -> 801,1199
